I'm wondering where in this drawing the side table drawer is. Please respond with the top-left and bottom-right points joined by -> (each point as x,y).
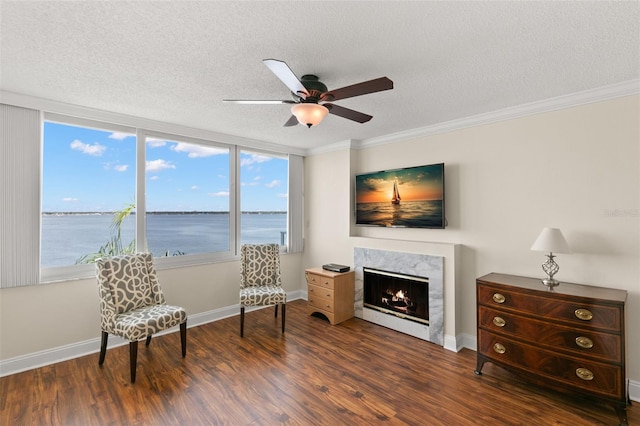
306,272 -> 334,289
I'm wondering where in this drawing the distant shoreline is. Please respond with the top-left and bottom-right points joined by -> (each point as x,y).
42,211 -> 286,216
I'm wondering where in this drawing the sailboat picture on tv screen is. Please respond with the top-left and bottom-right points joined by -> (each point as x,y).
355,163 -> 445,228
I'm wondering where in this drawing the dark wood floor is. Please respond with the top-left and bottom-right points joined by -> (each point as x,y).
0,299 -> 636,425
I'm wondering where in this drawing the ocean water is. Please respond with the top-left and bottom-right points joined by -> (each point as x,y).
356,200 -> 443,228
41,213 -> 286,267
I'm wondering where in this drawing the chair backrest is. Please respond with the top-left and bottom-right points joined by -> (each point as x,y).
96,253 -> 166,319
240,244 -> 282,288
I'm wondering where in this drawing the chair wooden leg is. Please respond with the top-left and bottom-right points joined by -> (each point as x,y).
180,321 -> 187,357
281,303 -> 286,333
129,341 -> 138,383
274,304 -> 278,317
145,335 -> 152,347
99,331 -> 108,365
240,306 -> 245,337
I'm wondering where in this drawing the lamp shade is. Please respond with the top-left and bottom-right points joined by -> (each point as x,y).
291,103 -> 328,128
530,228 -> 571,254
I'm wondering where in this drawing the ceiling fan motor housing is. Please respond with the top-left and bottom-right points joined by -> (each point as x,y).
299,75 -> 330,102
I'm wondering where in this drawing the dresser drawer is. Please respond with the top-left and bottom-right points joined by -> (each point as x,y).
478,305 -> 622,363
478,284 -> 622,332
306,272 -> 334,289
478,329 -> 624,400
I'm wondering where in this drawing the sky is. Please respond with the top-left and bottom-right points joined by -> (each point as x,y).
42,121 -> 288,212
355,163 -> 443,204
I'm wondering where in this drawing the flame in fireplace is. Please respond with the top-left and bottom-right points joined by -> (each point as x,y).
395,290 -> 405,300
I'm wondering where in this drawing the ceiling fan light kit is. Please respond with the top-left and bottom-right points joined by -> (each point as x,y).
291,103 -> 329,128
224,59 -> 393,128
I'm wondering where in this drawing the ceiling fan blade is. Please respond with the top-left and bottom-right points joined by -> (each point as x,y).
324,103 -> 372,123
223,99 -> 296,104
322,77 -> 393,102
283,115 -> 299,127
263,59 -> 308,97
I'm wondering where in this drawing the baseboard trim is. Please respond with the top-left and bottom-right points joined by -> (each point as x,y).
0,291 -> 303,377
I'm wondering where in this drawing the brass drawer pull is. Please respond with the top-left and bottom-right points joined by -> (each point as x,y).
574,308 -> 593,321
576,368 -> 594,381
575,336 -> 594,349
493,316 -> 506,327
493,343 -> 506,354
492,293 -> 506,304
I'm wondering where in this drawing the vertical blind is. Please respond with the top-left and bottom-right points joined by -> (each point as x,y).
0,104 -> 41,287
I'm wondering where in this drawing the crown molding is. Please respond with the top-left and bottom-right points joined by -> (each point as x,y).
354,79 -> 640,150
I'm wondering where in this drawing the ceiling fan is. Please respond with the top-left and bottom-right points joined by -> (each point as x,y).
223,59 -> 393,128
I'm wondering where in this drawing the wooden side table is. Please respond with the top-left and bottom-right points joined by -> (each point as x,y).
305,267 -> 355,325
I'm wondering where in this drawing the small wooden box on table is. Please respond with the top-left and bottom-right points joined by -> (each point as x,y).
305,267 -> 355,325
475,273 -> 628,425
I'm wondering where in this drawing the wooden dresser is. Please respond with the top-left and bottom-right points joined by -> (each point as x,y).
475,273 -> 628,425
305,267 -> 355,325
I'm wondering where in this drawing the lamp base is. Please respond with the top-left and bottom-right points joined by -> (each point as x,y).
541,278 -> 560,291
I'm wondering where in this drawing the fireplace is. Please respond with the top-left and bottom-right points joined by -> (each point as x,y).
363,267 -> 429,325
354,247 -> 444,346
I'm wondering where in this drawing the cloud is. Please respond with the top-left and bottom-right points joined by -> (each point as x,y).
265,180 -> 281,188
171,143 -> 227,158
70,139 -> 106,156
277,193 -> 288,198
208,191 -> 229,197
109,132 -> 134,140
146,138 -> 167,148
241,153 -> 272,167
114,165 -> 129,172
146,159 -> 175,172
62,197 -> 78,202
149,175 -> 160,181
191,185 -> 199,190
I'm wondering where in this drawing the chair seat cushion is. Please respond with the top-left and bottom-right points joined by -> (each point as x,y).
112,304 -> 187,342
240,285 -> 286,306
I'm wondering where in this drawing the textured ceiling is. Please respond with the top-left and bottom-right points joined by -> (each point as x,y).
1,1 -> 639,151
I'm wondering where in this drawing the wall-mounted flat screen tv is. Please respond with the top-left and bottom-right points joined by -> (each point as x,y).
355,163 -> 445,228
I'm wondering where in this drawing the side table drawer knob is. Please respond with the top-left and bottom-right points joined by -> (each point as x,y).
574,308 -> 593,321
493,316 -> 506,327
575,336 -> 594,349
576,368 -> 594,381
493,343 -> 506,354
492,293 -> 506,304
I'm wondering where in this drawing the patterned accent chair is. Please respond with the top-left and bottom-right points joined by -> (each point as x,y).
96,253 -> 187,383
239,244 -> 286,337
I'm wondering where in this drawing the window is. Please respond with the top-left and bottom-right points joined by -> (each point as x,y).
41,120 -> 136,268
35,113 -> 299,282
240,150 -> 288,246
144,134 -> 231,256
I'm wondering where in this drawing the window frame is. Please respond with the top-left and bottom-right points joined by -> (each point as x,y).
40,113 -> 289,282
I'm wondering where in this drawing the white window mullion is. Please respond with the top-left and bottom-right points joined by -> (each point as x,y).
136,129 -> 147,252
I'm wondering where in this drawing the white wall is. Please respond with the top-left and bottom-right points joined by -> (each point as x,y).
303,96 -> 640,386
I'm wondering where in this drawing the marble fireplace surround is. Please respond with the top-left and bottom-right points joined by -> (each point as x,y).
354,247 -> 444,346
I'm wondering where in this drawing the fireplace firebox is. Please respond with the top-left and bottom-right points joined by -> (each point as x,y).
363,267 -> 429,325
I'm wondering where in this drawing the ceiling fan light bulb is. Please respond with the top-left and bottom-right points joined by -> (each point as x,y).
291,103 -> 328,127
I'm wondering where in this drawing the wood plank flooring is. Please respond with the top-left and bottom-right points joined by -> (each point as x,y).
1,299 -> 636,425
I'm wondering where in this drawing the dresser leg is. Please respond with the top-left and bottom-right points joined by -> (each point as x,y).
474,359 -> 485,375
614,404 -> 628,425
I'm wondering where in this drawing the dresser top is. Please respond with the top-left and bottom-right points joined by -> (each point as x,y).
477,273 -> 627,303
